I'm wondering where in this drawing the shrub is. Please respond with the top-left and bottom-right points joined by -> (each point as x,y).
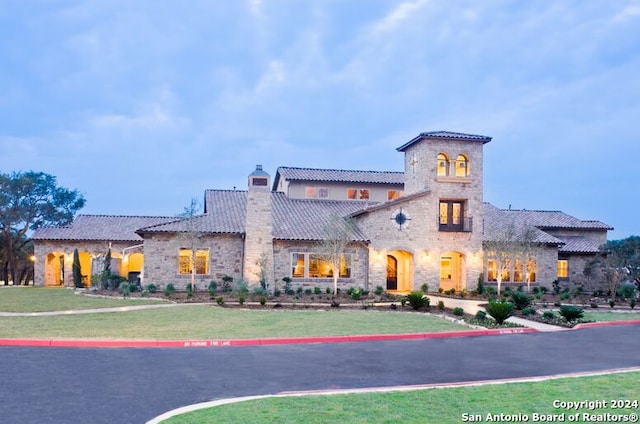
618,282 -> 637,300
374,286 -> 384,296
420,283 -> 429,293
128,282 -> 138,293
477,274 -> 485,295
631,299 -> 637,309
542,310 -> 556,320
164,283 -> 176,297
351,288 -> 362,301
452,307 -> 464,316
304,288 -> 312,295
485,299 -> 515,324
609,299 -> 616,308
296,287 -> 304,295
118,281 -> 130,297
145,284 -> 157,293
208,281 -> 218,297
273,289 -> 281,297
286,289 -> 295,296
314,286 -> 321,295
558,305 -> 584,321
222,275 -> 233,292
559,292 -> 570,301
437,300 -> 445,310
475,310 -> 487,320
186,284 -> 194,298
215,296 -> 224,305
259,296 -> 266,306
252,286 -> 268,297
510,291 -> 532,310
326,287 -> 332,294
282,276 -> 292,293
400,297 -> 407,307
405,292 -> 429,310
487,286 -> 497,297
238,294 -> 246,305
521,307 -> 536,316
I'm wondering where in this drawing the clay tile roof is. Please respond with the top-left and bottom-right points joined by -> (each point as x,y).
138,190 -> 247,234
271,192 -> 369,241
557,236 -> 602,254
496,208 -> 613,230
397,131 -> 492,151
482,204 -> 562,245
31,215 -> 176,242
274,166 -> 404,186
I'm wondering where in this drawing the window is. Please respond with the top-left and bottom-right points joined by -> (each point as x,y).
439,200 -> 468,231
528,260 -> 537,283
558,260 -> 568,278
291,253 -> 351,278
305,187 -> 317,198
437,153 -> 449,176
178,249 -> 209,275
387,190 -> 399,201
291,253 -> 305,277
514,260 -> 524,282
501,259 -> 511,282
455,154 -> 469,177
347,188 -> 369,200
306,187 -> 329,199
487,260 -> 497,282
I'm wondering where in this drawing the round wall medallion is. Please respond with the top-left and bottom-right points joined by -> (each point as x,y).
391,208 -> 411,230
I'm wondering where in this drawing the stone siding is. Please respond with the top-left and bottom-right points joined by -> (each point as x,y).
142,233 -> 244,290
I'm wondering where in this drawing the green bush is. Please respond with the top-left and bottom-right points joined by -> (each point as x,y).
128,282 -> 138,293
118,281 -> 130,297
238,294 -> 246,305
164,283 -> 176,297
510,291 -> 532,310
145,284 -> 157,293
304,288 -> 312,295
485,299 -> 515,324
406,292 -> 429,310
350,288 -> 363,301
273,289 -> 281,297
374,286 -> 384,296
222,275 -> 233,292
618,282 -> 637,300
521,307 -> 536,316
437,300 -> 445,310
475,310 -> 487,320
314,286 -> 321,295
452,307 -> 464,316
420,283 -> 429,293
542,310 -> 556,320
186,284 -> 194,298
558,305 -> 584,321
215,296 -> 224,305
208,281 -> 217,296
259,296 -> 266,306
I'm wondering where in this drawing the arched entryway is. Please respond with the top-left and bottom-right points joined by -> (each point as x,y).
387,250 -> 413,292
44,252 -> 65,286
440,251 -> 465,291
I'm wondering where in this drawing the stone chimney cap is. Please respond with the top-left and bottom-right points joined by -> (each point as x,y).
250,164 -> 270,177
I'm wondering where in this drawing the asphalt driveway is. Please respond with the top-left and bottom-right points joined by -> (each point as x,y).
1,325 -> 638,424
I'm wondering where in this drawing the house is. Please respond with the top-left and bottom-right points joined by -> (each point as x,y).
32,131 -> 612,293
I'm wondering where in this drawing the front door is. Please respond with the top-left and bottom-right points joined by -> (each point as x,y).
386,255 -> 398,290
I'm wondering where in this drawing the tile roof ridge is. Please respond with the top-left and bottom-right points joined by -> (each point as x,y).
76,213 -> 175,219
277,165 -> 403,174
205,188 -> 248,193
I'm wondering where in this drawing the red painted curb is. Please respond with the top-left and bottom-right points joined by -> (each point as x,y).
573,319 -> 640,329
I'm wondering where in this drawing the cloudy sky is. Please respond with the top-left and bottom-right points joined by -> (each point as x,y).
1,1 -> 638,239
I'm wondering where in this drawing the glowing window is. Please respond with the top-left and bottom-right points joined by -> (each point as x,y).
388,190 -> 399,201
347,188 -> 369,200
455,154 -> 469,177
291,253 -> 305,278
178,249 -> 209,275
528,260 -> 537,283
437,153 -> 449,176
308,254 -> 351,278
305,187 -> 317,198
440,257 -> 452,280
558,260 -> 568,278
347,189 -> 357,199
487,260 -> 497,282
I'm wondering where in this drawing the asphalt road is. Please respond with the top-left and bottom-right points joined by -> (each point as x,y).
1,326 -> 638,424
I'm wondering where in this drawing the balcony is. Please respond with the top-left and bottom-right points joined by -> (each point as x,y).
438,216 -> 473,232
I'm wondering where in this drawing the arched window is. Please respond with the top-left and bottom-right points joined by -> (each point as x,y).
455,154 -> 469,177
437,153 -> 449,176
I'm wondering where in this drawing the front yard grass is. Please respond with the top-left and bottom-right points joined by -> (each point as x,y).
583,310 -> 640,322
0,287 -> 164,312
0,306 -> 468,339
163,371 -> 640,424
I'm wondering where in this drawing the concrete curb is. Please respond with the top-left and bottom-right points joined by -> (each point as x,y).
145,366 -> 640,424
0,327 -> 538,349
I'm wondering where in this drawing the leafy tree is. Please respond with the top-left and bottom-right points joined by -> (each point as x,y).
0,171 -> 85,285
317,215 -> 356,296
604,236 -> 640,286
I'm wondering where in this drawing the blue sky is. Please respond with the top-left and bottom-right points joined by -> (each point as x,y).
1,1 -> 638,239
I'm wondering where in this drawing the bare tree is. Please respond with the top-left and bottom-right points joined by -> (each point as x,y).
514,224 -> 539,293
317,215 -> 355,296
178,198 -> 204,292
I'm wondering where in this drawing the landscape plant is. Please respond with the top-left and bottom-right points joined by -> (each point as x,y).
406,292 -> 429,310
485,299 -> 515,324
558,305 -> 584,322
164,283 -> 175,297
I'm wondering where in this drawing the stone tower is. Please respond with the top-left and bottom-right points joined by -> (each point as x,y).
243,165 -> 275,287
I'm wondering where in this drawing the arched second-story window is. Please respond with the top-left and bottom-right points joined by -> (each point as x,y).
437,153 -> 449,176
455,154 -> 469,177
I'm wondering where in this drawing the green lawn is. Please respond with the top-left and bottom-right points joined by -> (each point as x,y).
0,287 -> 164,312
583,311 -> 640,322
163,371 -> 640,424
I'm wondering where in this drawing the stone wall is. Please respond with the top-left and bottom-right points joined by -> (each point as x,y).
272,240 -> 369,291
142,233 -> 244,290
